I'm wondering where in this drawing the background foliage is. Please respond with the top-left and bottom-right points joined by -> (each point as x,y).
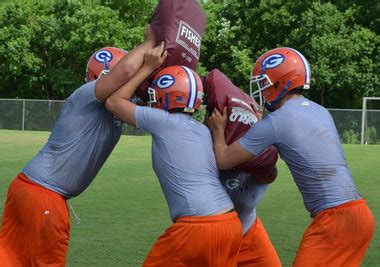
0,0 -> 379,108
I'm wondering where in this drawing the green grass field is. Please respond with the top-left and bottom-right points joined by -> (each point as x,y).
0,130 -> 379,266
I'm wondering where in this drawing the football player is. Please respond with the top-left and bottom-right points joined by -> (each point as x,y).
220,169 -> 281,267
0,26 -> 156,266
203,69 -> 281,266
207,47 -> 375,267
105,43 -> 243,266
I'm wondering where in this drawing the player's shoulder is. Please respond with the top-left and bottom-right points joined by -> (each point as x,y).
136,105 -> 168,116
78,81 -> 97,96
291,97 -> 329,116
136,106 -> 173,126
67,81 -> 96,100
260,111 -> 277,125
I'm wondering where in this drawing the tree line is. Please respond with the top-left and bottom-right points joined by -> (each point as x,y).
0,0 -> 379,108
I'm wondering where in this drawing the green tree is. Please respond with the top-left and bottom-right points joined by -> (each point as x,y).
333,0 -> 380,34
0,0 -> 146,99
100,0 -> 156,26
200,0 -> 379,108
0,2 -> 47,98
285,2 -> 380,108
200,0 -> 314,91
0,0 -> 378,108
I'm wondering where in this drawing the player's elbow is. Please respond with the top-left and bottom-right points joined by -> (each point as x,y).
119,60 -> 140,81
215,157 -> 232,170
217,164 -> 230,171
105,96 -> 119,114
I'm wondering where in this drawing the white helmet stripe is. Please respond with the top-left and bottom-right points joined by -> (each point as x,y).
182,66 -> 197,108
289,48 -> 311,84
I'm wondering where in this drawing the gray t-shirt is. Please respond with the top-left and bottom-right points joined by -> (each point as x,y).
240,96 -> 361,217
220,170 -> 268,234
135,106 -> 234,222
23,81 -> 122,198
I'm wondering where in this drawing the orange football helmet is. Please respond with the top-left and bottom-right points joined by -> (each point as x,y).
85,47 -> 127,82
250,47 -> 311,111
148,66 -> 204,113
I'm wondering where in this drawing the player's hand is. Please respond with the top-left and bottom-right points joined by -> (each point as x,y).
207,107 -> 228,133
251,101 -> 264,120
142,42 -> 167,71
255,109 -> 263,120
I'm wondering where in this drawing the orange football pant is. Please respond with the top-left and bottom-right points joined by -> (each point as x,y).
0,173 -> 70,267
143,211 -> 243,267
238,217 -> 281,266
294,199 -> 375,267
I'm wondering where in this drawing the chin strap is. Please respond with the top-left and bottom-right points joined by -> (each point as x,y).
163,92 -> 169,111
102,57 -> 110,71
266,80 -> 292,112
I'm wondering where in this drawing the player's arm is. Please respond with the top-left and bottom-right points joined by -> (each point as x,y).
105,42 -> 167,126
94,25 -> 156,102
207,107 -> 256,170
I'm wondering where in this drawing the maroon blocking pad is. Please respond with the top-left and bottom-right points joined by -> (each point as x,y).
203,69 -> 278,180
135,0 -> 207,102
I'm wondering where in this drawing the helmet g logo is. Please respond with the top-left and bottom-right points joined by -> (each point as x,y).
262,54 -> 284,69
156,75 -> 175,89
95,50 -> 113,63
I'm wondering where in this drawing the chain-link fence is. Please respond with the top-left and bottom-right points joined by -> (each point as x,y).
0,99 -> 146,135
0,99 -> 65,131
0,99 -> 379,143
328,109 -> 379,144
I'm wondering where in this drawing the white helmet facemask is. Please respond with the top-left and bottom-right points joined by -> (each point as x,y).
249,74 -> 273,111
99,69 -> 110,78
94,57 -> 111,81
84,69 -> 109,83
147,87 -> 157,107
